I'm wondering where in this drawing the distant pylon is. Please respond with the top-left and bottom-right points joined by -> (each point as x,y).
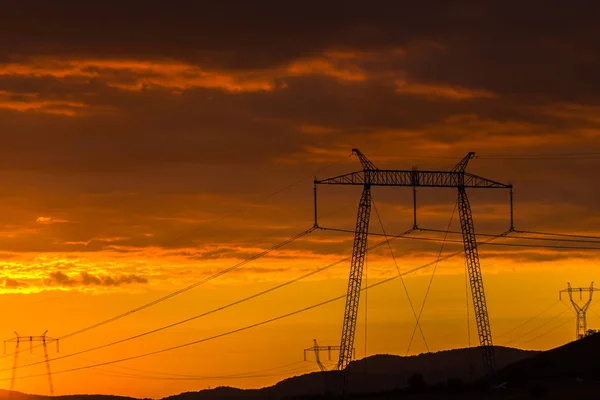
4,331 -> 59,395
303,339 -> 344,372
559,282 -> 599,339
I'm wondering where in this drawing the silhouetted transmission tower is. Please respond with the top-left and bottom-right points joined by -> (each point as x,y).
303,339 -> 343,371
559,282 -> 599,339
4,331 -> 59,395
314,149 -> 512,381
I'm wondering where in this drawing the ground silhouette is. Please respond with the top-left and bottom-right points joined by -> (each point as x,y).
4,338 -> 600,399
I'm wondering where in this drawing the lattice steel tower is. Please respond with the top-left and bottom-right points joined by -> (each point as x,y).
4,331 -> 59,395
560,282 -> 599,339
314,149 -> 512,377
303,339 -> 342,371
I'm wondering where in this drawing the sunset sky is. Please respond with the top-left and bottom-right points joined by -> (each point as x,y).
0,1 -> 600,398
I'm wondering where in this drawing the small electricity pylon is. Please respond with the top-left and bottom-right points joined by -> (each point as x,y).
303,339 -> 343,371
559,282 -> 599,340
4,331 -> 59,395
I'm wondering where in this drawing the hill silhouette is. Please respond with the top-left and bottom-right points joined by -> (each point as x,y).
0,391 -> 143,400
0,346 -> 537,400
499,331 -> 600,383
13,340 -> 600,400
164,346 -> 536,400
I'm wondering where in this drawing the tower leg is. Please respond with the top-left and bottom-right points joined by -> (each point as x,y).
313,339 -> 326,372
10,340 -> 19,392
43,341 -> 54,396
337,186 -> 371,377
577,311 -> 587,339
457,187 -> 496,376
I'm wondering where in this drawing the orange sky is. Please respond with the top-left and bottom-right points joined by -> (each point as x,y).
0,1 -> 600,398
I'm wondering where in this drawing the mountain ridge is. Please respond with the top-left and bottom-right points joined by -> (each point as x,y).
0,346 -> 538,400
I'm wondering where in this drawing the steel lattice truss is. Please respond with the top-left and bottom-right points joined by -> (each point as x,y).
458,186 -> 495,372
337,185 -> 371,371
315,149 -> 512,381
4,331 -> 58,396
303,339 -> 342,372
316,170 -> 510,188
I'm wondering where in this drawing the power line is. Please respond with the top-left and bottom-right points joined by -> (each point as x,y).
515,229 -> 600,241
91,360 -> 313,381
94,363 -> 317,381
0,227 -> 316,362
406,200 -> 458,355
480,242 -> 600,251
5,161 -> 345,358
494,300 -> 561,341
518,318 -> 572,346
14,151 -> 599,385
3,227 -> 423,373
369,152 -> 600,161
2,283 -> 363,381
3,206 -> 364,361
512,233 -> 600,244
502,305 -> 571,347
480,157 -> 600,160
98,359 -> 308,379
370,197 -> 427,353
477,152 -> 600,160
161,159 -> 342,248
8,223 -> 588,378
8,233 -> 504,382
320,227 -> 600,251
60,228 -> 316,341
419,228 -> 600,244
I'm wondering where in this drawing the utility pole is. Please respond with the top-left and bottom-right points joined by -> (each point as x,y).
559,282 -> 599,339
314,149 -> 512,379
4,331 -> 59,395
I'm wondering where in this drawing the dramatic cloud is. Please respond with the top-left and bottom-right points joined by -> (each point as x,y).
44,271 -> 148,288
2,277 -> 27,288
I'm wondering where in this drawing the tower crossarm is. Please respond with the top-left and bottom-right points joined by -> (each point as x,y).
5,331 -> 58,395
303,341 -> 343,372
304,345 -> 342,353
559,286 -> 598,296
5,336 -> 58,343
559,282 -> 599,306
315,170 -> 511,189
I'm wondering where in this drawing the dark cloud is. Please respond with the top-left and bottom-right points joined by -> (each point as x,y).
81,272 -> 148,286
3,277 -> 28,288
0,1 -> 598,97
481,250 -> 598,264
0,1 -> 428,67
0,1 -> 597,269
45,271 -> 76,286
44,271 -> 148,287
